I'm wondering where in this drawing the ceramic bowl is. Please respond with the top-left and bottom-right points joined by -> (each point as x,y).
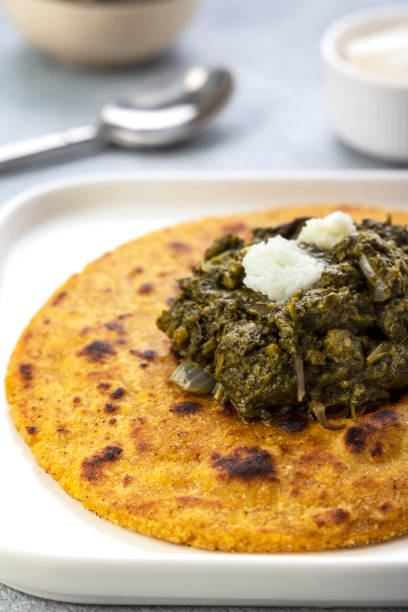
321,5 -> 408,162
1,0 -> 201,67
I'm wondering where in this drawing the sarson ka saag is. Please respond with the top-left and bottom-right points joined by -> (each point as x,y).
158,212 -> 408,429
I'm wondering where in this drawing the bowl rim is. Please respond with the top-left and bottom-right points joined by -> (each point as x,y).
320,3 -> 408,92
23,0 -> 193,7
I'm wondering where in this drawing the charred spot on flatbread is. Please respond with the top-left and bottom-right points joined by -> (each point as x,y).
110,387 -> 125,399
380,502 -> 393,514
56,426 -> 69,434
344,408 -> 400,460
104,403 -> 117,413
138,283 -> 154,295
105,321 -> 125,334
168,241 -> 192,253
211,447 -> 277,482
170,401 -> 201,415
19,363 -> 33,382
219,402 -> 236,418
51,291 -> 67,306
81,445 -> 122,481
97,382 -> 111,392
278,408 -> 309,433
78,341 -> 116,362
130,349 -> 157,362
313,508 -> 350,528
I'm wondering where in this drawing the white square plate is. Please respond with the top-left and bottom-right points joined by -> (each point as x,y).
1,172 -> 408,606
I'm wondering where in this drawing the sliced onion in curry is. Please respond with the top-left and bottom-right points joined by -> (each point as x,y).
212,381 -> 227,403
295,355 -> 305,402
359,254 -> 390,302
170,360 -> 216,394
310,400 -> 345,431
366,343 -> 389,364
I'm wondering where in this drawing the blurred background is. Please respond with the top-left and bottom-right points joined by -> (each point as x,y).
0,0 -> 405,205
1,0 -> 408,609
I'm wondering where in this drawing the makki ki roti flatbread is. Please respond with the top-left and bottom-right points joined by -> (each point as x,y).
6,203 -> 408,553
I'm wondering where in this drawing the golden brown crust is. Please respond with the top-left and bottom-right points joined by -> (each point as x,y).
6,203 -> 408,552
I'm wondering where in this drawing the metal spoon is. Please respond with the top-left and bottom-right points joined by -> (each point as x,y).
0,66 -> 233,172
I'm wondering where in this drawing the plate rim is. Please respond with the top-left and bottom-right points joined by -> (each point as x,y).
2,167 -> 408,223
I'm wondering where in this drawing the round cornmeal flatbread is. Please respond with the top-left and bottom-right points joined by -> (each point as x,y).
6,203 -> 408,552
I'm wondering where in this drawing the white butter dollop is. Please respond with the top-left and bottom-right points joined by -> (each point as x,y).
243,235 -> 325,304
343,23 -> 408,80
297,211 -> 356,249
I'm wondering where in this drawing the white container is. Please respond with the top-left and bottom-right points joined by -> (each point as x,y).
321,5 -> 408,162
1,0 -> 201,67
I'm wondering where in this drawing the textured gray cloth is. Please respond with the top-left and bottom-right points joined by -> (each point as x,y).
1,583 -> 408,612
0,0 -> 406,609
1,584 -> 408,612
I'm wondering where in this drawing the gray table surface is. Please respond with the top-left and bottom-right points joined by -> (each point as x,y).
1,0 -> 407,610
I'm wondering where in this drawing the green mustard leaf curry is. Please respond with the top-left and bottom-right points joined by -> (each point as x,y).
157,216 -> 408,426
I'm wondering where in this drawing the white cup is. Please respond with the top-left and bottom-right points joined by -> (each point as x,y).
321,5 -> 408,162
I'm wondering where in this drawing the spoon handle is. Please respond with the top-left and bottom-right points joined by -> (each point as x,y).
0,125 -> 101,172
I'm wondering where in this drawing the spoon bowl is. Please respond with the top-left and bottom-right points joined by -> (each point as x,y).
100,67 -> 234,148
0,66 -> 234,172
